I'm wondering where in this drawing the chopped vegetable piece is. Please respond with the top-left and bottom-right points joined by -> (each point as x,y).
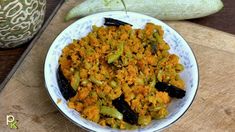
138,115 -> 151,126
100,106 -> 123,120
149,105 -> 164,112
89,76 -> 103,86
151,107 -> 168,119
108,43 -> 124,63
70,71 -> 80,91
149,74 -> 156,88
110,80 -> 118,88
81,79 -> 89,86
154,32 -> 164,44
123,122 -> 138,130
175,64 -> 184,72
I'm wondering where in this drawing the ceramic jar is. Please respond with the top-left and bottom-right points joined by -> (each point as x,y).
0,0 -> 46,48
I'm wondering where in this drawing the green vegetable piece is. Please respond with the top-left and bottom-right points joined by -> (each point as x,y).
65,0 -> 223,21
151,107 -> 168,119
162,43 -> 170,50
70,71 -> 80,91
175,64 -> 184,72
156,97 -> 163,104
110,80 -> 118,88
154,32 -> 164,44
124,123 -> 138,130
89,76 -> 103,86
149,105 -> 165,112
150,74 -> 156,88
108,43 -> 124,63
157,70 -> 163,82
158,58 -> 167,67
84,61 -> 92,69
135,77 -> 144,85
162,50 -> 169,57
92,25 -> 99,31
100,106 -> 123,120
81,79 -> 89,86
138,115 -> 151,126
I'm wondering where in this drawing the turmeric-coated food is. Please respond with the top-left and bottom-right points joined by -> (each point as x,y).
58,22 -> 185,129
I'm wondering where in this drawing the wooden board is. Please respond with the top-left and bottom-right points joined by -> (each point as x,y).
0,0 -> 234,131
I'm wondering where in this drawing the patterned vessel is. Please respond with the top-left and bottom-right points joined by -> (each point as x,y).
0,0 -> 46,48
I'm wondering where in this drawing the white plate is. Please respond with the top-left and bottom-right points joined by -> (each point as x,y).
44,11 -> 199,132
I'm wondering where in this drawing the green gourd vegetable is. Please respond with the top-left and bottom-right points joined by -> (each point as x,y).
65,0 -> 223,21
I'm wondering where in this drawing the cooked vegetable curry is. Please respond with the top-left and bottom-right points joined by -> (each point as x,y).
58,19 -> 185,129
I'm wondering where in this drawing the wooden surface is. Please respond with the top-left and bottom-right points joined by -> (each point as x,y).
0,0 -> 235,85
0,0 -> 235,131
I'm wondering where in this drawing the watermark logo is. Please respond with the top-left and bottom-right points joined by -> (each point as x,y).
6,115 -> 18,129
